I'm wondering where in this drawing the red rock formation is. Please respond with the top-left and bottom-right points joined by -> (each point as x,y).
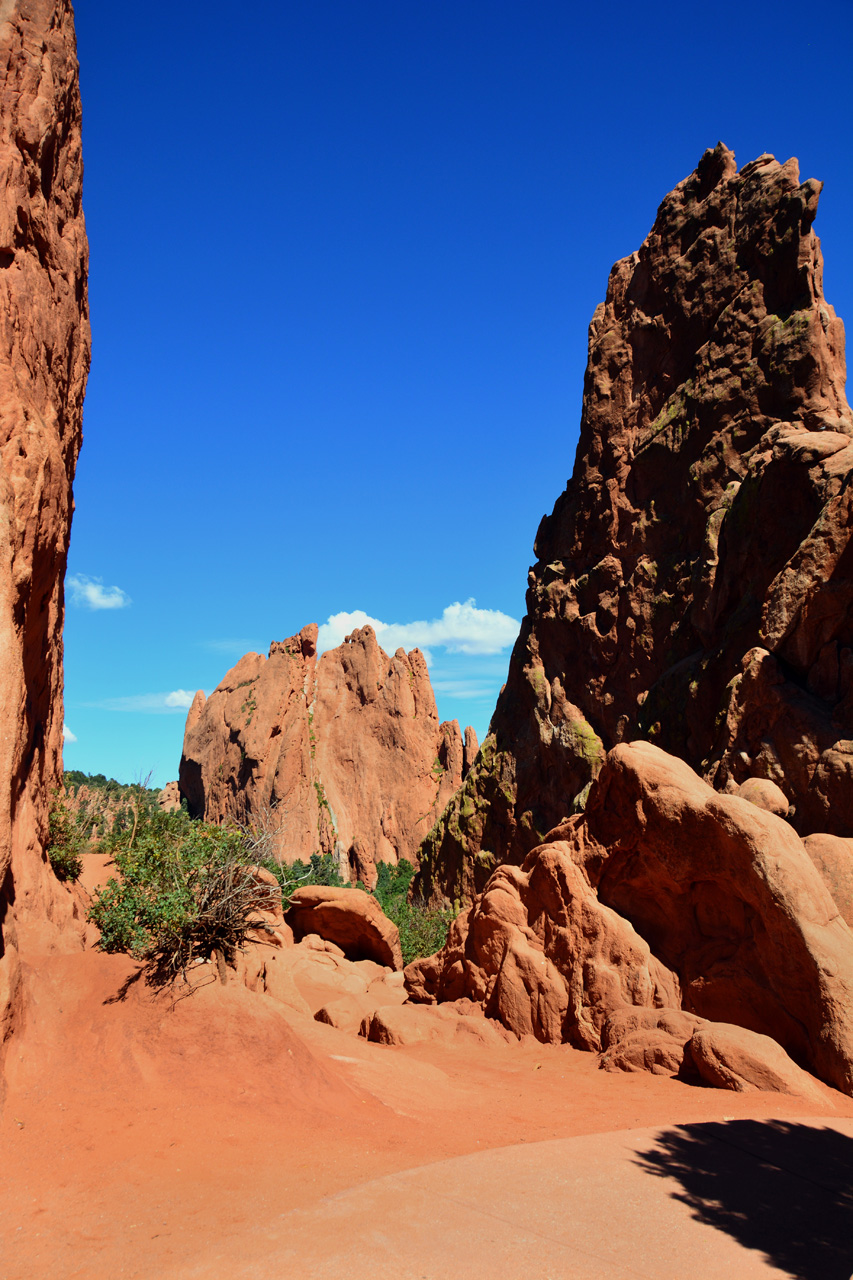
0,0 -> 90,1071
157,781 -> 181,813
734,776 -> 789,817
416,144 -> 853,908
803,832 -> 853,929
462,725 -> 479,778
285,885 -> 403,970
406,743 -> 853,1096
179,624 -> 464,886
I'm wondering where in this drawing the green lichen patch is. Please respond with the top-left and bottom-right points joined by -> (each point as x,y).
566,715 -> 605,769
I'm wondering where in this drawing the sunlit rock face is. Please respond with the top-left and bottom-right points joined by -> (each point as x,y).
0,0 -> 91,1071
416,143 -> 853,908
179,624 -> 470,888
408,742 -> 853,1099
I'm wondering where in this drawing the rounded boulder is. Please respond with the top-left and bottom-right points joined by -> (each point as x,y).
285,886 -> 403,970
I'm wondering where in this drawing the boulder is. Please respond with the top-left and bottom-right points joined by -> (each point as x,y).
406,842 -> 678,1049
415,143 -> 853,909
315,973 -> 407,1035
179,624 -> 464,885
688,1023 -> 834,1105
362,1001 -> 509,1049
315,996 -> 375,1036
0,0 -> 91,1074
803,833 -> 853,928
286,886 -> 403,970
735,777 -> 789,817
584,744 -> 853,1097
407,743 -> 853,1096
599,1008 -> 703,1077
599,1007 -> 834,1104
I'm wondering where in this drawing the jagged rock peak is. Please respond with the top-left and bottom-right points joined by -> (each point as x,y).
416,143 -> 853,907
179,624 -> 464,887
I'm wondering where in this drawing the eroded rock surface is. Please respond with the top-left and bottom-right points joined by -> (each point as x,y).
803,833 -> 853,929
286,885 -> 403,970
407,743 -> 853,1097
416,144 -> 853,908
180,624 -> 470,886
0,0 -> 90,1071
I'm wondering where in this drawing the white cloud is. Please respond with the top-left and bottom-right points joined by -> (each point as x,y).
317,599 -> 519,660
67,573 -> 131,611
164,689 -> 195,708
62,723 -> 77,742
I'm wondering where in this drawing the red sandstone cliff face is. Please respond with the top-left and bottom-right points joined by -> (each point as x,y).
416,144 -> 853,907
0,0 -> 90,1063
179,625 -> 471,886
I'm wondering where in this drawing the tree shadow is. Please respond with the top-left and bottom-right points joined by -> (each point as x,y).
102,961 -> 219,1006
102,966 -> 144,1004
636,1119 -> 853,1280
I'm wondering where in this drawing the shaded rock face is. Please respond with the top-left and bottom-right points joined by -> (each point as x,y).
803,833 -> 853,930
285,885 -> 403,970
406,743 -> 853,1097
179,624 -> 469,885
416,144 -> 853,907
0,1 -> 90,1064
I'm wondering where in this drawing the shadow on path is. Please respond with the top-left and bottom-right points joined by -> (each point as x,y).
636,1120 -> 853,1280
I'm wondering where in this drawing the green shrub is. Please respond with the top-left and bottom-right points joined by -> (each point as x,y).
263,850 -> 346,899
45,792 -> 84,881
372,859 -> 457,966
89,808 -> 280,982
263,852 -> 456,965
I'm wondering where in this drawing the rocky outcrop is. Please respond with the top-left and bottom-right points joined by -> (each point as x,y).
285,885 -> 403,970
462,726 -> 479,778
0,1 -> 90,1070
803,832 -> 853,929
734,776 -> 789,817
406,743 -> 853,1097
158,781 -> 181,812
179,624 -> 473,886
416,144 -> 853,907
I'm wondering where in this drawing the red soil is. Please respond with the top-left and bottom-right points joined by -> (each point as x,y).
2,946 -> 850,1279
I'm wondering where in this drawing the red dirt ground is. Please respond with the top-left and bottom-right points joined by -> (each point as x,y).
2,947 -> 851,1279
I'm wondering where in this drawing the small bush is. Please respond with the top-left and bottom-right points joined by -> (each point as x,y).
263,851 -> 456,965
372,859 -> 457,966
89,808 -> 281,982
263,850 -> 346,899
46,792 -> 84,881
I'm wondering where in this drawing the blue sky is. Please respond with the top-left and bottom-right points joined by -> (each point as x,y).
63,0 -> 853,786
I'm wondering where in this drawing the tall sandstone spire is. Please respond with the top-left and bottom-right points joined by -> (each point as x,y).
417,144 -> 853,907
0,0 -> 90,1061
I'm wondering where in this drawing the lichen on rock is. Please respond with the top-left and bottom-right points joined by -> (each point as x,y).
419,143 -> 853,906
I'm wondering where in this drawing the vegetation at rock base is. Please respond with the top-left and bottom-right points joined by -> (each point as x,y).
370,860 -> 458,966
263,850 -> 346,898
54,776 -> 456,975
263,853 -> 458,965
62,770 -> 165,846
89,806 -> 280,983
46,791 -> 85,881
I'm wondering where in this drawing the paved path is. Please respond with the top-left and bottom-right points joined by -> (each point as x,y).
214,1117 -> 853,1280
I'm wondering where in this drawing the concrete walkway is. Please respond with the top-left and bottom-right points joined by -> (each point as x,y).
221,1117 -> 853,1280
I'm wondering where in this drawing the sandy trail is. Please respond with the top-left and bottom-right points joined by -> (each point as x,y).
2,949 -> 852,1279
